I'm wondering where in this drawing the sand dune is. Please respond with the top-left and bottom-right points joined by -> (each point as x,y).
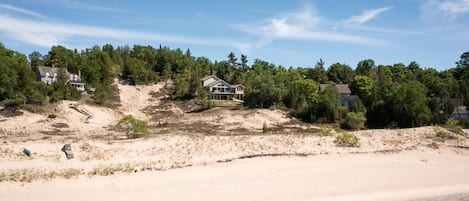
1,81 -> 469,201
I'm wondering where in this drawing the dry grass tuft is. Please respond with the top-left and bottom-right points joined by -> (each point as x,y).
0,168 -> 83,182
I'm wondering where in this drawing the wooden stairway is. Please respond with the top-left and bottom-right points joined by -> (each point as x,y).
69,104 -> 93,123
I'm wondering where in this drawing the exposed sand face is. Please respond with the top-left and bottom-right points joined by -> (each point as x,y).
2,151 -> 469,201
116,79 -> 166,121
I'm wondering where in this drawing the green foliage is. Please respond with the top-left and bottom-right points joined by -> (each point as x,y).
284,79 -> 319,122
0,62 -> 17,101
434,127 -> 452,140
327,63 -> 355,84
446,118 -> 463,134
244,60 -> 284,108
0,42 -> 468,130
117,115 -> 148,139
350,75 -> 373,105
341,112 -> 366,130
319,126 -> 334,136
316,85 -> 340,122
335,132 -> 360,147
356,59 -> 375,76
4,96 -> 25,109
388,81 -> 431,127
47,114 -> 57,119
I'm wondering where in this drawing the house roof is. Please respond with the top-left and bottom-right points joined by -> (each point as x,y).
37,66 -> 69,77
319,84 -> 351,94
232,84 -> 245,88
201,75 -> 219,82
37,66 -> 83,82
201,75 -> 244,88
206,79 -> 228,88
454,106 -> 468,114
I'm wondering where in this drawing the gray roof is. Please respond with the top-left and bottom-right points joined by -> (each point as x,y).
37,66 -> 83,83
37,66 -> 71,77
320,84 -> 351,94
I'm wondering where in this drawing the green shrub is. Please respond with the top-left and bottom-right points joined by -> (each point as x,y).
434,127 -> 452,140
47,114 -> 57,119
445,118 -> 463,134
319,126 -> 333,136
117,115 -> 148,139
335,132 -> 360,147
340,112 -> 366,130
203,100 -> 214,110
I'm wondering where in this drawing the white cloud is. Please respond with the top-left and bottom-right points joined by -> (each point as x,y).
52,0 -> 125,13
0,15 -> 247,50
344,7 -> 393,25
421,0 -> 469,18
438,0 -> 469,14
233,4 -> 382,49
0,3 -> 47,19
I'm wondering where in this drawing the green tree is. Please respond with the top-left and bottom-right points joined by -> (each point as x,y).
240,54 -> 248,71
350,75 -> 373,105
28,51 -> 44,67
316,85 -> 340,122
0,63 -> 17,101
356,59 -> 374,76
388,81 -> 431,127
284,79 -> 319,122
228,52 -> 238,68
327,63 -> 354,84
307,59 -> 327,83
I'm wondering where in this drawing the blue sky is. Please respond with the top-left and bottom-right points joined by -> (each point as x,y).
0,0 -> 468,70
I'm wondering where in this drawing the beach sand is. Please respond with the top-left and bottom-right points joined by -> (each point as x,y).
2,150 -> 469,201
2,80 -> 469,201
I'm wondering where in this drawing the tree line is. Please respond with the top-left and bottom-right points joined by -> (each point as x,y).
0,42 -> 468,128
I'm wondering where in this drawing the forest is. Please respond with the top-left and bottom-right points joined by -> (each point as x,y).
0,42 -> 468,129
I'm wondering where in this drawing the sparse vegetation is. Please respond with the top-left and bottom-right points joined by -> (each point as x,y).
88,163 -> 134,176
117,115 -> 148,139
446,118 -> 463,135
47,114 -> 57,119
335,132 -> 360,147
319,126 -> 334,136
340,112 -> 366,130
0,168 -> 82,182
434,127 -> 452,140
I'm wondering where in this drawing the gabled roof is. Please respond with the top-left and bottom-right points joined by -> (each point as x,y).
37,66 -> 68,77
232,84 -> 245,88
201,75 -> 220,82
319,84 -> 351,94
206,79 -> 231,88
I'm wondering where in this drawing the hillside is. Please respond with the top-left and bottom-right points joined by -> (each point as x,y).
0,80 -> 468,171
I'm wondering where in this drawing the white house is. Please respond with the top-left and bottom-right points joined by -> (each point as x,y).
201,75 -> 244,101
36,66 -> 85,91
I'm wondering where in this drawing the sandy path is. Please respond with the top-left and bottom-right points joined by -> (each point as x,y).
116,79 -> 165,121
2,151 -> 469,201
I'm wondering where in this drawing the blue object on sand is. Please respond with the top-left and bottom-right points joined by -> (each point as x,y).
23,148 -> 31,157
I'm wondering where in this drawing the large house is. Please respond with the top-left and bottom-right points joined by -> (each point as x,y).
439,98 -> 469,119
36,66 -> 85,91
201,75 -> 244,101
319,83 -> 359,107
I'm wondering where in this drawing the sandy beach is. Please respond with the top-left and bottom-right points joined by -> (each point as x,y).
2,80 -> 469,201
2,151 -> 469,201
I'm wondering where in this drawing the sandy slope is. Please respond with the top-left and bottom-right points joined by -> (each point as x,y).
1,81 -> 469,201
2,151 -> 469,201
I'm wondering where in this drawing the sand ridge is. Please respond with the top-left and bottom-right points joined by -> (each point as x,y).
1,81 -> 469,201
